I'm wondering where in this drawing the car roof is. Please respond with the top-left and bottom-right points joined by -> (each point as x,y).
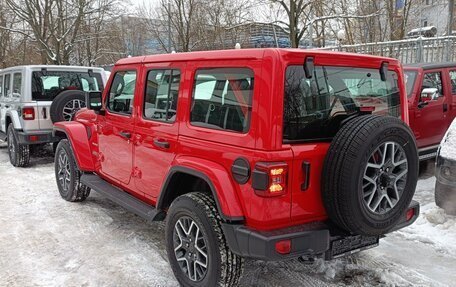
116,48 -> 400,66
404,62 -> 456,70
0,65 -> 105,73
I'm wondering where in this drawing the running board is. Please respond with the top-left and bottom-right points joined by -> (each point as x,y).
80,174 -> 165,221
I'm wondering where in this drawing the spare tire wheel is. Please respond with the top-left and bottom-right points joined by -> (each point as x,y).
322,115 -> 418,236
50,90 -> 86,123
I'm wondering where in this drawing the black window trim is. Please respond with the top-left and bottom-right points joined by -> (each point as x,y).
189,66 -> 255,134
142,67 -> 181,124
105,69 -> 138,117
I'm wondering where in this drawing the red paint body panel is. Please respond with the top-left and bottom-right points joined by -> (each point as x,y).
54,121 -> 95,171
59,48 -> 409,231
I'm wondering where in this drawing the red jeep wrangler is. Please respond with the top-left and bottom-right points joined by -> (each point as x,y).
53,49 -> 420,286
404,63 -> 456,161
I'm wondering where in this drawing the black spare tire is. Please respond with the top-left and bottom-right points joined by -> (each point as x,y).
50,90 -> 86,123
322,115 -> 418,236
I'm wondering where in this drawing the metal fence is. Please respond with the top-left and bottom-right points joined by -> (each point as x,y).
321,36 -> 456,64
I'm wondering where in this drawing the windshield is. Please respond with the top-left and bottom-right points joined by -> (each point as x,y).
32,71 -> 104,101
283,65 -> 401,141
404,70 -> 418,98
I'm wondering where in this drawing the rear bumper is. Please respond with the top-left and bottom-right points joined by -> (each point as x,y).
222,200 -> 420,261
16,130 -> 60,145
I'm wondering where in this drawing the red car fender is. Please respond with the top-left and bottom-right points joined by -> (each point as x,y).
53,121 -> 95,172
163,156 -> 245,221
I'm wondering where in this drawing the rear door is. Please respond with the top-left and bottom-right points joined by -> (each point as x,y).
133,63 -> 184,199
97,69 -> 138,185
413,70 -> 450,148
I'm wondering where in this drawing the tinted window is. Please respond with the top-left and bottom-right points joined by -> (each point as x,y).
4,74 -> 10,97
284,65 -> 401,141
190,68 -> 253,133
404,70 -> 417,97
144,69 -> 180,122
0,76 -> 3,97
449,70 -> 456,94
32,71 -> 103,101
422,72 -> 443,100
107,71 -> 136,115
12,73 -> 22,98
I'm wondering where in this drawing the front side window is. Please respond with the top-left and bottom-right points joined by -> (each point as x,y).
32,71 -> 103,101
144,69 -> 180,122
284,65 -> 401,141
12,73 -> 22,98
0,75 -> 3,97
421,72 -> 443,102
449,70 -> 456,94
190,68 -> 254,133
107,71 -> 137,115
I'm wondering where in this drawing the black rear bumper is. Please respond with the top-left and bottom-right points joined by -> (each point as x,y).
222,200 -> 420,261
16,130 -> 60,145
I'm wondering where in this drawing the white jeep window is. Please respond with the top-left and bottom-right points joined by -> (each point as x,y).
107,70 -> 137,115
0,75 -> 3,97
12,73 -> 22,98
4,74 -> 10,97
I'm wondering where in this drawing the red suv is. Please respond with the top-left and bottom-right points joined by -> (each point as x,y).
53,49 -> 420,286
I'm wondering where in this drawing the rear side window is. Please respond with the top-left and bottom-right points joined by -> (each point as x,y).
0,76 -> 3,97
190,68 -> 254,133
4,74 -> 10,96
284,65 -> 401,142
449,70 -> 456,94
144,69 -> 181,122
106,71 -> 137,115
12,73 -> 22,97
31,71 -> 103,101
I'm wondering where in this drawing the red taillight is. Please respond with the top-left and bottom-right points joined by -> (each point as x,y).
22,107 -> 35,120
275,239 -> 291,255
406,208 -> 415,221
29,135 -> 38,142
253,162 -> 288,197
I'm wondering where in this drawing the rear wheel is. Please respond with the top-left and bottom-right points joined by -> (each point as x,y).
165,192 -> 244,287
322,115 -> 419,236
7,124 -> 30,167
54,139 -> 90,202
435,181 -> 456,215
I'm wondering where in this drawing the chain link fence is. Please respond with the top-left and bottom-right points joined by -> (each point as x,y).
320,36 -> 456,64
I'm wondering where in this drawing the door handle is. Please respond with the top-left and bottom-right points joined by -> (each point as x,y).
153,138 -> 170,149
443,103 -> 448,112
119,131 -> 131,139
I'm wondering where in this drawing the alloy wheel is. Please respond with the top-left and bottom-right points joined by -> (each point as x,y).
363,141 -> 408,214
173,216 -> 208,282
57,150 -> 71,192
62,99 -> 86,121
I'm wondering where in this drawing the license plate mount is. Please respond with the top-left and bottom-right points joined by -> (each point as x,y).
325,234 -> 379,260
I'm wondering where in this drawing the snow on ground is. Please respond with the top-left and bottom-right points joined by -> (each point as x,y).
0,143 -> 455,287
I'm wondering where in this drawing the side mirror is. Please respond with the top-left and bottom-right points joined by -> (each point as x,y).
85,91 -> 103,112
420,87 -> 439,102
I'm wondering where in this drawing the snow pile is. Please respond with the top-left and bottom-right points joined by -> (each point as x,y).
439,118 -> 456,160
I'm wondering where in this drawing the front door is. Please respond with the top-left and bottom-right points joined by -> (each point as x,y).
98,70 -> 137,185
413,70 -> 450,148
133,65 -> 183,199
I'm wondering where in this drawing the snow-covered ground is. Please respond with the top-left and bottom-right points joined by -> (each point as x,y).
0,144 -> 455,287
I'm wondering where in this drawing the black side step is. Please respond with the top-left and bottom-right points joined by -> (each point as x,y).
81,174 -> 164,221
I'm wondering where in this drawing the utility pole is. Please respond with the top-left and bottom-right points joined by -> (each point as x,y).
168,0 -> 172,53
449,0 -> 455,36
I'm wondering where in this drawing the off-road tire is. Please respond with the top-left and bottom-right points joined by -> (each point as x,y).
7,124 -> 30,167
165,192 -> 244,287
435,181 -> 456,215
54,139 -> 90,202
322,115 -> 419,236
50,90 -> 86,123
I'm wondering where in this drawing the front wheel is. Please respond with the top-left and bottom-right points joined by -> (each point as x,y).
54,139 -> 90,202
165,192 -> 244,287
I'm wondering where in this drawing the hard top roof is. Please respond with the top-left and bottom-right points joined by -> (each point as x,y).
404,62 -> 456,70
0,65 -> 105,73
116,48 -> 400,66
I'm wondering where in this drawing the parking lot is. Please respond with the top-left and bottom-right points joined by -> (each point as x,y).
1,143 -> 455,287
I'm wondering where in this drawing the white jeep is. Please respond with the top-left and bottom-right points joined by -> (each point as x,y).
0,65 -> 107,167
